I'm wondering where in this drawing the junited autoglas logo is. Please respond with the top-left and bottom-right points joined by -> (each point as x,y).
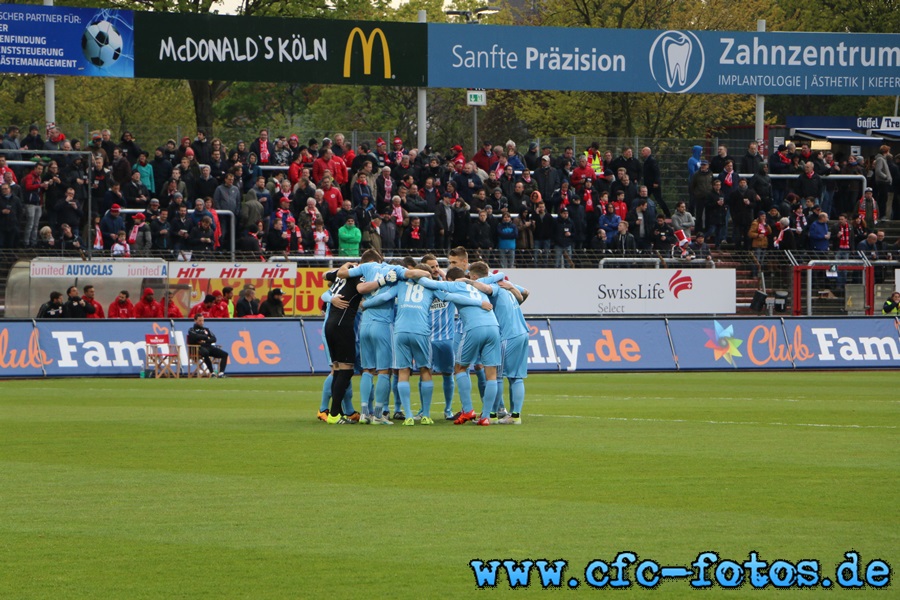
649,30 -> 704,93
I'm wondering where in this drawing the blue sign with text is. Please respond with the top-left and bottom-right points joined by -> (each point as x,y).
0,4 -> 133,77
546,319 -> 674,371
785,317 -> 900,369
0,321 -> 46,378
668,318 -> 795,370
29,319 -> 309,377
428,24 -> 900,96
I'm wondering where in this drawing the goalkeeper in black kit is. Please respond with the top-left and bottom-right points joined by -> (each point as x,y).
324,262 -> 396,424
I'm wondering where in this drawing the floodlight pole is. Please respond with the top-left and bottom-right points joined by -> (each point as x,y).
44,0 -> 55,130
755,20 -> 765,149
417,10 -> 427,150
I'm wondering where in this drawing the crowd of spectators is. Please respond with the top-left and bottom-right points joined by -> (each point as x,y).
1,123 -> 899,267
688,141 -> 900,257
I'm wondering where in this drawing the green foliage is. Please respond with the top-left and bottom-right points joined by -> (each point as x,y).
0,75 -> 194,143
771,0 -> 900,33
214,81 -> 318,131
761,0 -> 900,122
6,0 -> 893,145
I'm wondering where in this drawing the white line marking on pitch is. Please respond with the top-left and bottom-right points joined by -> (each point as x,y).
527,413 -> 896,430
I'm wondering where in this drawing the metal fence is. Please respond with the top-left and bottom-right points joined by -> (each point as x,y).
54,125 -> 394,154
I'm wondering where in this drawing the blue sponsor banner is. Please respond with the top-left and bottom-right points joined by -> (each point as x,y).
32,319 -> 308,377
544,319 -> 674,371
0,3 -> 134,77
9,317 -> 900,378
428,24 -> 900,96
174,319 -> 308,376
525,318 -> 559,372
0,320 -> 46,378
668,318 -> 794,370
39,319 -> 172,377
787,318 -> 900,369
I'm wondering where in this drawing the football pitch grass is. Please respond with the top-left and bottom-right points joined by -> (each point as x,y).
1,372 -> 897,598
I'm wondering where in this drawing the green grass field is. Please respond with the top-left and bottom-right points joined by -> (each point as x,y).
1,372 -> 897,598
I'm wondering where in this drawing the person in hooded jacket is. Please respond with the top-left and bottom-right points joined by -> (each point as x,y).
260,288 -> 286,318
134,287 -> 163,318
688,145 -> 703,179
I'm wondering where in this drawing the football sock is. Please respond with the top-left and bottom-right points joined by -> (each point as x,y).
320,373 -> 333,412
341,382 -> 354,415
391,374 -> 400,412
475,368 -> 486,400
398,381 -> 412,418
421,381 -> 434,417
330,369 -> 353,417
374,373 -> 391,417
455,371 -> 474,413
417,379 -> 423,414
510,378 -> 525,414
359,372 -> 374,416
442,376 -> 455,412
482,379 -> 498,420
495,379 -> 507,412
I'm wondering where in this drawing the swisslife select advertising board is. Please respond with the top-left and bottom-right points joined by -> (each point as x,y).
428,24 -> 900,95
502,268 -> 735,315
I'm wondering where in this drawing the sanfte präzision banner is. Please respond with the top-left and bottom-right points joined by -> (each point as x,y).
0,3 -> 898,94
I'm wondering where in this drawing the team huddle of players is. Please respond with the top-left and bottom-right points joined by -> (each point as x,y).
316,247 -> 529,426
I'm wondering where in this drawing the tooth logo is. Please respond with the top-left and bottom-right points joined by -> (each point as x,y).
649,30 -> 704,93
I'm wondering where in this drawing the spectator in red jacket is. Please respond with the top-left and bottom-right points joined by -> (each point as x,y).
312,148 -> 343,185
134,287 -> 163,319
472,140 -> 494,173
189,294 -> 217,319
208,290 -> 230,318
108,290 -> 136,319
570,154 -> 595,191
165,291 -> 183,318
83,284 -> 105,319
320,176 -> 344,216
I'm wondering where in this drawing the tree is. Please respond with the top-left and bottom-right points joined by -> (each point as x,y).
521,0 -> 771,139
762,0 -> 900,122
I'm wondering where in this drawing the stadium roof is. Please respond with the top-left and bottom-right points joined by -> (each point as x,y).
791,128 -> 884,144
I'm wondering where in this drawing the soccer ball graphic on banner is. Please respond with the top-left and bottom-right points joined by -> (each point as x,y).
81,18 -> 123,68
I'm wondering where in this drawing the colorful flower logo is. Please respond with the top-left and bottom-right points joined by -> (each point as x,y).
703,320 -> 743,365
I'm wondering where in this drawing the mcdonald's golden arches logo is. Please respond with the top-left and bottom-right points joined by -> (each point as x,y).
344,27 -> 392,79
